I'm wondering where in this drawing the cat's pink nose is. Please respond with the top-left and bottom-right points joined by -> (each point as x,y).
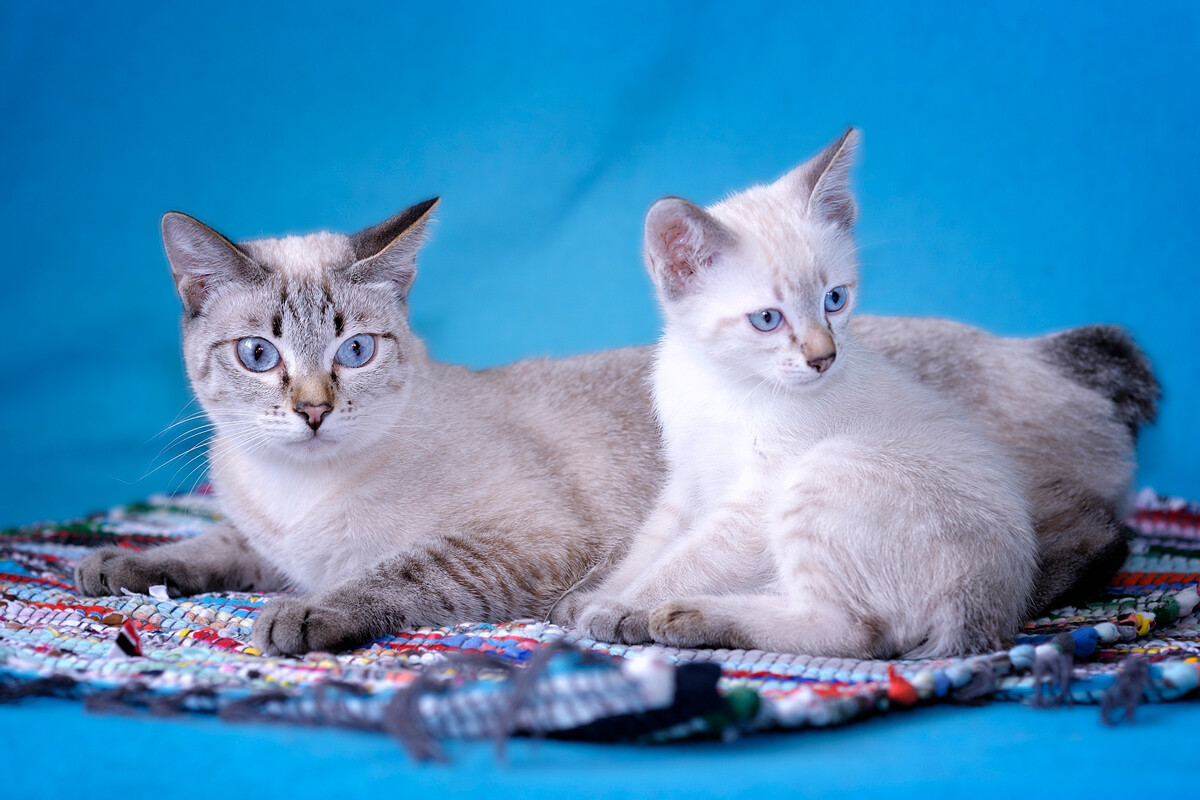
807,352 -> 836,374
294,402 -> 333,430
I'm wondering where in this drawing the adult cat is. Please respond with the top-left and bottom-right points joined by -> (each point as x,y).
75,196 -> 1156,655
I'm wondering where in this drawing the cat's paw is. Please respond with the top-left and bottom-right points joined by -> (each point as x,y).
575,600 -> 651,644
547,590 -> 595,626
649,600 -> 740,649
75,547 -> 195,597
252,596 -> 368,656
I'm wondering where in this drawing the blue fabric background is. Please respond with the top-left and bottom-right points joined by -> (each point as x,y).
1,2 -> 1197,794
2,1 -> 1197,526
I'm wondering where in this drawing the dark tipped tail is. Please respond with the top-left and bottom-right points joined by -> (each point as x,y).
1040,325 -> 1159,435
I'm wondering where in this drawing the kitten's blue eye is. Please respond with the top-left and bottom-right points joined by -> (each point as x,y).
748,309 -> 784,332
825,285 -> 848,313
236,337 -> 280,372
335,334 -> 376,368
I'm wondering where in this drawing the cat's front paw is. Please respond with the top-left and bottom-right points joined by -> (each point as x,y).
548,590 -> 595,626
252,595 -> 370,656
75,547 -> 196,597
649,600 -> 739,649
575,600 -> 651,644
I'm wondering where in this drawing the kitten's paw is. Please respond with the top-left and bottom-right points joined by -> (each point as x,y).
649,600 -> 742,649
75,547 -> 196,597
547,590 -> 595,626
252,596 -> 367,656
575,600 -> 651,644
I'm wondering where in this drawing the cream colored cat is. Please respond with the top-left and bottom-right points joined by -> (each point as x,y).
562,130 -> 1086,657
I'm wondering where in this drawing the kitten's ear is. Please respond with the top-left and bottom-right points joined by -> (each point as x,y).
785,127 -> 860,229
344,197 -> 439,299
644,197 -> 736,300
161,212 -> 266,315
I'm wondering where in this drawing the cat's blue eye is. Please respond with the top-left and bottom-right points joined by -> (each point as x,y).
825,285 -> 848,313
335,334 -> 376,368
748,308 -> 784,332
236,337 -> 280,372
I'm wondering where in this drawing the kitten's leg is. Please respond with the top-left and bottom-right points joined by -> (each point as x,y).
549,493 -> 692,627
573,503 -> 770,645
254,528 -> 585,655
74,522 -> 286,597
594,497 -> 694,595
649,592 -> 890,657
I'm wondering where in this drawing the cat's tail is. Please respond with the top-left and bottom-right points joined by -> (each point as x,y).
1039,325 -> 1160,436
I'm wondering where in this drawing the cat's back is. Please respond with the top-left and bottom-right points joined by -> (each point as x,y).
407,345 -> 663,528
815,344 -> 1014,467
426,345 -> 658,445
851,315 -> 1144,503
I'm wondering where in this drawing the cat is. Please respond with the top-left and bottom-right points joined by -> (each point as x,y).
557,129 -> 1131,658
75,189 -> 1156,656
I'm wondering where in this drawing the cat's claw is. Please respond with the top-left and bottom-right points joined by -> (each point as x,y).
75,547 -> 193,597
252,596 -> 366,656
575,600 -> 651,644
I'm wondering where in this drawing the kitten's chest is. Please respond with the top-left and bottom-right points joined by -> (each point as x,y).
660,386 -> 771,503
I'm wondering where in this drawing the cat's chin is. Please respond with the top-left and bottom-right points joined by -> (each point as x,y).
266,431 -> 353,462
774,369 -> 832,392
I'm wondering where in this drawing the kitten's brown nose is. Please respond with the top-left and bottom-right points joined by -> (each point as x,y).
807,351 -> 836,374
294,402 -> 333,430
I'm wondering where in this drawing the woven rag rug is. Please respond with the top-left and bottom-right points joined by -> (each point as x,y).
2,489 -> 1198,757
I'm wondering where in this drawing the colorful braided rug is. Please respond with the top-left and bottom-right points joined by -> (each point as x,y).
2,489 -> 1198,756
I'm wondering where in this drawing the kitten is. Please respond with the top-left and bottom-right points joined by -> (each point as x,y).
566,129 -> 1043,658
74,189 -> 1154,657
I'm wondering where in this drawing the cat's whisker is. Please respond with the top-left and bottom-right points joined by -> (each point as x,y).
140,440 -> 213,482
139,428 -> 213,478
169,426 -> 279,491
167,448 -> 216,492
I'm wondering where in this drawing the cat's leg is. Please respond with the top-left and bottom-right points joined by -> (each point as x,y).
573,502 -> 771,645
253,527 -> 584,655
74,522 -> 286,597
549,489 -> 693,627
594,495 -> 694,596
667,441 -> 906,657
648,592 -> 889,657
1027,488 -> 1130,612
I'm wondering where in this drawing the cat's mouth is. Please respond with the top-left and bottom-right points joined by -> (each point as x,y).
276,426 -> 343,455
777,365 -> 835,389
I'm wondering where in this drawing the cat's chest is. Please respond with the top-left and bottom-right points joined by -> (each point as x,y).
212,454 -> 400,590
660,387 -> 772,496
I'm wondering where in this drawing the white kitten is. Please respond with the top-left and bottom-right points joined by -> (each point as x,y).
572,129 -> 1038,658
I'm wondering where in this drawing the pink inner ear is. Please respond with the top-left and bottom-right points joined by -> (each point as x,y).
658,218 -> 705,292
182,275 -> 208,311
667,232 -> 695,281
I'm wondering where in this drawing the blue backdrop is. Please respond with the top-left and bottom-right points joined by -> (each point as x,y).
3,4 -> 1200,797
2,3 -> 1196,525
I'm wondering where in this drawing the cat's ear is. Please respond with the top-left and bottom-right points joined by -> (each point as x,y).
344,197 -> 439,299
785,127 -> 860,229
161,212 -> 266,315
644,197 -> 736,300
